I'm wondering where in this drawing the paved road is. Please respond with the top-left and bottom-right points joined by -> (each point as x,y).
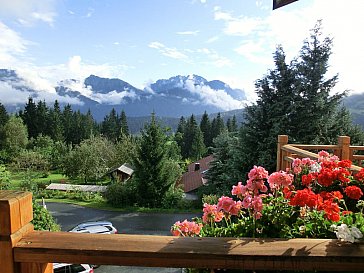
47,202 -> 200,273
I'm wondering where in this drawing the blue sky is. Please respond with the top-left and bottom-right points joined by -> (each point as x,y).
1,0 -> 364,106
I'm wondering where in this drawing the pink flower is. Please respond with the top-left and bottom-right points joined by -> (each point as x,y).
229,200 -> 242,216
248,166 -> 269,181
301,158 -> 312,165
268,171 -> 293,190
251,196 -> 263,212
247,178 -> 268,194
217,196 -> 242,216
202,203 -> 224,223
171,220 -> 202,237
292,158 -> 302,174
231,182 -> 248,199
318,150 -> 330,158
242,195 -> 252,209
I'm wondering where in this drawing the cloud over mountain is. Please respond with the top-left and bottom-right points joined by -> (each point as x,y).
0,69 -> 246,120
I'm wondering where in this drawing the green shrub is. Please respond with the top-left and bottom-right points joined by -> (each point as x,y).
162,186 -> 185,209
32,201 -> 60,231
105,180 -> 137,207
201,194 -> 219,205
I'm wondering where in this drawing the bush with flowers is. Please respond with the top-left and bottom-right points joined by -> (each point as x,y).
171,151 -> 364,243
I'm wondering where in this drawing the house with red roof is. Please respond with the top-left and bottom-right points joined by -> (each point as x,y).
178,155 -> 214,200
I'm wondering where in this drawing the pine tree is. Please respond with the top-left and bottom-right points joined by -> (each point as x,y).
119,110 -> 129,137
80,109 -> 97,140
48,100 -> 64,142
36,100 -> 48,137
200,111 -> 212,148
0,102 -> 8,127
101,108 -> 119,141
291,21 -> 344,144
211,112 -> 225,141
0,103 -> 9,149
62,104 -> 73,145
240,45 -> 297,171
21,97 -> 38,139
175,116 -> 186,154
238,21 -> 364,174
231,115 -> 238,132
204,131 -> 241,196
133,113 -> 176,207
181,114 -> 206,160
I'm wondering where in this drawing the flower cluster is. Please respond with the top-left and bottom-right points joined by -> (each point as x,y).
171,152 -> 364,243
331,224 -> 363,243
170,219 -> 202,237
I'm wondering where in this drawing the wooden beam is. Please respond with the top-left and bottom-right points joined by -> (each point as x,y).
15,232 -> 364,271
0,191 -> 52,273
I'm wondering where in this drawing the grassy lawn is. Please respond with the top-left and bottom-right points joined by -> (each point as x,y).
10,172 -> 70,189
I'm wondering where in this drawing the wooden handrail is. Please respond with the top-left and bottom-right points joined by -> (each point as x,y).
14,231 -> 364,272
277,135 -> 363,172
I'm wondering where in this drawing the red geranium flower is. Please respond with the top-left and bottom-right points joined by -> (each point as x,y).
344,186 -> 363,200
354,168 -> 364,183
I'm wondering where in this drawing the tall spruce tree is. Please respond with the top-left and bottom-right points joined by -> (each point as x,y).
119,110 -> 129,137
0,102 -> 8,127
62,104 -> 74,145
175,116 -> 186,154
133,113 -> 176,207
239,21 -> 363,173
211,112 -> 226,141
181,114 -> 206,160
0,103 -> 9,150
200,111 -> 212,148
101,108 -> 119,141
21,97 -> 38,139
48,100 -> 64,142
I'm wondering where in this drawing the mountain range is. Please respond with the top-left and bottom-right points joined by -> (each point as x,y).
0,69 -> 246,121
1,68 -> 364,132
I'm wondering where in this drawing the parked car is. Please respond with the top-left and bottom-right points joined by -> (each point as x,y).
68,221 -> 117,234
53,263 -> 93,273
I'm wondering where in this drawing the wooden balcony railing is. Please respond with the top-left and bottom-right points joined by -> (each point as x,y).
1,191 -> 364,273
276,135 -> 364,172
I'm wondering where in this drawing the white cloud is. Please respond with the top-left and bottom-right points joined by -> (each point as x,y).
197,48 -> 233,68
0,22 -> 132,105
91,90 -> 137,105
234,40 -> 271,65
206,36 -> 219,43
184,76 -> 243,110
0,22 -> 29,65
218,75 -> 257,104
176,30 -> 199,36
0,0 -> 57,26
149,41 -> 188,60
0,82 -> 32,105
0,81 -> 82,106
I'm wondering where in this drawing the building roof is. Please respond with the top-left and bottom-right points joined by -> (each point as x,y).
108,163 -> 134,176
46,183 -> 107,192
179,155 -> 214,193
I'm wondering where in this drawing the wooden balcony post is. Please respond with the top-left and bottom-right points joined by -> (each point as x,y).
338,136 -> 351,160
277,135 -> 288,171
0,191 -> 52,273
